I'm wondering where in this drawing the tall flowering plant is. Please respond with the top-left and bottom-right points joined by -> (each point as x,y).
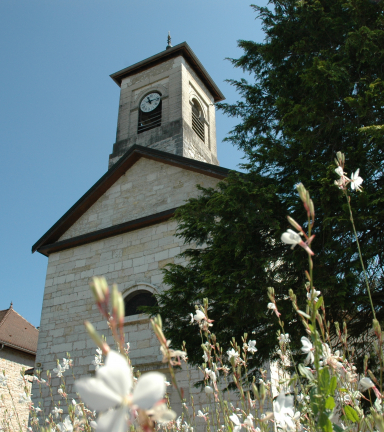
1,152 -> 383,432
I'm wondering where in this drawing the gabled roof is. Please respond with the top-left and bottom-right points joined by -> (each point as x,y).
32,145 -> 231,256
110,42 -> 225,103
0,305 -> 39,355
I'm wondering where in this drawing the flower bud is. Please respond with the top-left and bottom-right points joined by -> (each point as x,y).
111,284 -> 119,317
287,216 -> 302,232
296,183 -> 307,204
117,291 -> 125,324
252,383 -> 259,400
309,199 -> 315,220
259,381 -> 266,402
373,319 -> 382,341
90,277 -> 108,304
84,321 -> 109,355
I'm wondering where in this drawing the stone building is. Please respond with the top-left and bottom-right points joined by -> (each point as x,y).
0,304 -> 39,429
31,41 -> 232,415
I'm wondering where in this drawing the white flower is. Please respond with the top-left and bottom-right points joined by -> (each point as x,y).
281,229 -> 301,246
204,386 -> 214,395
246,340 -> 257,354
58,388 -> 64,395
57,416 -> 73,432
90,421 -> 98,429
335,166 -> 344,177
147,403 -> 176,424
227,348 -> 239,360
53,364 -> 65,377
359,377 -> 375,391
34,407 -> 42,413
273,392 -> 300,431
307,290 -> 321,302
197,410 -> 208,421
301,337 -> 314,365
244,414 -> 254,428
76,351 -> 167,432
52,406 -> 63,418
202,351 -> 208,362
18,392 -> 31,404
62,358 -> 71,370
278,334 -> 290,344
229,414 -> 242,432
267,302 -> 276,311
205,368 -> 216,383
350,169 -> 363,192
320,344 -> 343,370
193,310 -> 206,322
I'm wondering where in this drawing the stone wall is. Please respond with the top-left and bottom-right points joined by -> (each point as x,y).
60,157 -> 219,241
0,346 -> 35,430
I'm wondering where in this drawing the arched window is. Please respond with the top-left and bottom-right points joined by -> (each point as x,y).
191,98 -> 205,143
138,92 -> 162,134
124,290 -> 158,317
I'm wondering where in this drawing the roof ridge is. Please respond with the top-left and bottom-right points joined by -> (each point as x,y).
0,307 -> 12,329
7,307 -> 37,330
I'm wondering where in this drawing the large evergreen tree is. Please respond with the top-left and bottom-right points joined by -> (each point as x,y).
148,0 -> 384,369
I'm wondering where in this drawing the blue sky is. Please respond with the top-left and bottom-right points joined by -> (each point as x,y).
0,0 -> 267,327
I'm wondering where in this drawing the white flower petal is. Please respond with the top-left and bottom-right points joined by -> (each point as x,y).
75,378 -> 122,411
96,407 -> 127,432
132,372 -> 165,410
229,414 -> 241,426
97,351 -> 132,398
194,310 -> 205,322
281,229 -> 301,245
205,386 -> 214,394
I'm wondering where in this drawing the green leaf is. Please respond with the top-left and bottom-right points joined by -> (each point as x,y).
344,405 -> 359,423
298,363 -> 314,381
325,396 -> 335,410
333,425 -> 345,432
329,377 -> 337,395
319,367 -> 330,393
315,296 -> 324,310
319,413 -> 333,432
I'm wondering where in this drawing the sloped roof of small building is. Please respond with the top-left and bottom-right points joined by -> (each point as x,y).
0,305 -> 39,355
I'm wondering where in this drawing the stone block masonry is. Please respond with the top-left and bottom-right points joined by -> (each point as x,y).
59,157 -> 219,241
33,217 -> 214,415
0,347 -> 35,430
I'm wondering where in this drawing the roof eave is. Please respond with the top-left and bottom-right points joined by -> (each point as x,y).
110,42 -> 225,102
32,145 -> 233,255
0,340 -> 37,356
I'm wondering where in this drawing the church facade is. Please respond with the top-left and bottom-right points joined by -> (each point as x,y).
32,42 -> 231,414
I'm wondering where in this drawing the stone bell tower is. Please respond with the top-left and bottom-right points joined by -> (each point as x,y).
108,41 -> 224,168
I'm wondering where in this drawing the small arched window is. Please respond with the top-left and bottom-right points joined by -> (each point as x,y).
191,99 -> 205,143
124,290 -> 158,317
138,92 -> 162,134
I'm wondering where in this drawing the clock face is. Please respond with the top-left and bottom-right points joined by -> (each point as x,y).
140,93 -> 161,113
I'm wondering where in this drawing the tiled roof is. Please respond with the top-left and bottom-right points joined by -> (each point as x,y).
0,305 -> 38,354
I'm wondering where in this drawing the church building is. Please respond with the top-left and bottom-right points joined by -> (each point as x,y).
32,41 -> 231,414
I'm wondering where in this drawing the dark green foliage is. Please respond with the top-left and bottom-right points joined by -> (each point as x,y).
147,0 -> 384,369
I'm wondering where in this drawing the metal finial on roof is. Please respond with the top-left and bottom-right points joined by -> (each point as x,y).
166,32 -> 172,50
10,302 -> 13,308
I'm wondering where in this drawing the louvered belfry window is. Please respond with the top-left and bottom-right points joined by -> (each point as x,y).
192,99 -> 205,142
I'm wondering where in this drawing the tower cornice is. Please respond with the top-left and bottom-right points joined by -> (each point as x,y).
110,42 -> 225,103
